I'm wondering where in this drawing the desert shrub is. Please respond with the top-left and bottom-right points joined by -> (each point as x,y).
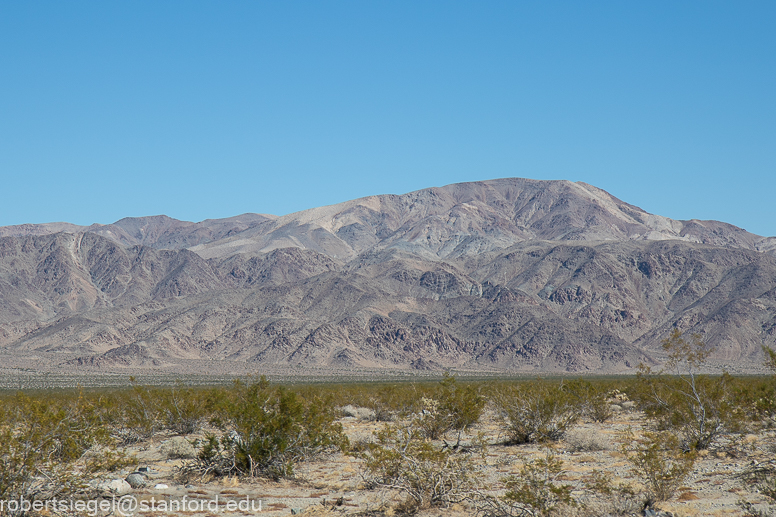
415,374 -> 485,442
732,376 -> 776,426
324,383 -> 424,422
633,329 -> 742,450
436,375 -> 485,432
745,347 -> 776,424
578,470 -> 647,517
0,392 -> 113,514
565,378 -> 614,423
156,383 -> 211,435
477,449 -> 575,517
183,376 -> 347,480
738,461 -> 776,516
102,381 -> 217,443
620,428 -> 697,502
493,381 -> 579,444
356,419 -> 480,510
105,381 -> 164,444
366,384 -> 423,422
635,372 -> 740,450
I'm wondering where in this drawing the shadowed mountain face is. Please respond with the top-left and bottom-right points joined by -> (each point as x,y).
1,178 -> 774,375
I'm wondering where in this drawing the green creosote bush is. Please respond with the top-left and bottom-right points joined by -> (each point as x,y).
565,378 -> 614,423
183,376 -> 347,480
105,379 -> 164,445
355,419 -> 482,511
320,382 -> 425,422
736,348 -> 776,517
633,329 -> 742,451
578,469 -> 649,517
619,427 -> 697,502
754,346 -> 776,422
157,382 -> 212,435
104,379 -> 217,444
764,345 -> 776,371
366,384 -> 426,422
415,373 -> 485,443
0,391 -> 114,515
477,448 -> 575,517
367,386 -> 403,422
493,380 -> 579,444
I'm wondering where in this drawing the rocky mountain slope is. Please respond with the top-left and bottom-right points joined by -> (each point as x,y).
0,213 -> 276,249
1,178 -> 774,375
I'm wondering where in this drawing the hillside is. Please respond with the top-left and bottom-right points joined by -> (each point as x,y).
1,178 -> 774,375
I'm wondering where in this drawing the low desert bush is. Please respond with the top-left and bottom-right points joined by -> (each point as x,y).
578,470 -> 647,517
366,384 -> 425,422
415,374 -> 485,442
327,383 -> 425,422
565,378 -> 614,423
182,376 -> 347,480
732,376 -> 776,427
0,391 -> 113,515
564,428 -> 611,452
741,347 -> 776,425
493,381 -> 580,444
106,380 -> 214,443
738,461 -> 776,516
157,382 -> 212,435
477,449 -> 575,517
620,428 -> 697,502
632,330 -> 743,451
104,382 -> 164,444
356,419 -> 480,510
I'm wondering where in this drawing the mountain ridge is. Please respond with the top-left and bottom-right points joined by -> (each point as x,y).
3,179 -> 773,259
1,177 -> 774,376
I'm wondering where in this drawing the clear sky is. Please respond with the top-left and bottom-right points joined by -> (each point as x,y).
1,1 -> 774,236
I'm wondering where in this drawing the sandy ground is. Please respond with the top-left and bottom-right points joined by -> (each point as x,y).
86,406 -> 776,517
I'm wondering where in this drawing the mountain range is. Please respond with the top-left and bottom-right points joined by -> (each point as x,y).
2,178 -> 775,376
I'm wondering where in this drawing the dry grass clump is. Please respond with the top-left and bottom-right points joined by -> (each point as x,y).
161,436 -> 197,459
564,428 -> 611,452
340,405 -> 377,421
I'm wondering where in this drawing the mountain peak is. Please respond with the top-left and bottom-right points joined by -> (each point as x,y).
1,177 -> 774,376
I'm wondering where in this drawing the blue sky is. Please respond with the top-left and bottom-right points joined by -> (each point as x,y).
1,1 -> 774,235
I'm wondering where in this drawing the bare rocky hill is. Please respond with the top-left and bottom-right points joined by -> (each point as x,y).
0,213 -> 276,249
1,178 -> 774,376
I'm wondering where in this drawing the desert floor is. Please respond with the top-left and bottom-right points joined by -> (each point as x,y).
85,399 -> 776,517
